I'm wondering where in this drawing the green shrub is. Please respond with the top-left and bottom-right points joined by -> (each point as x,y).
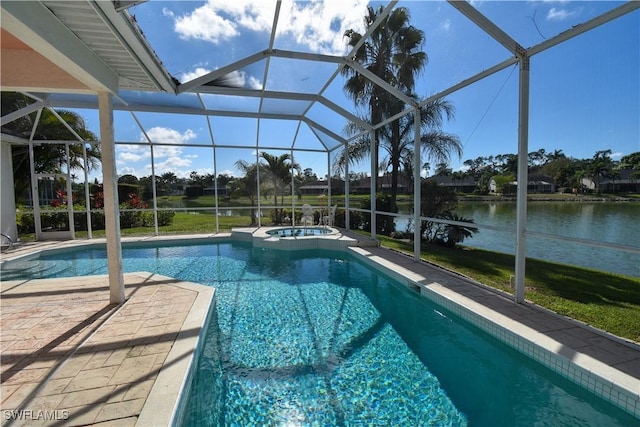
359,193 -> 396,235
16,207 -> 34,234
157,210 -> 175,226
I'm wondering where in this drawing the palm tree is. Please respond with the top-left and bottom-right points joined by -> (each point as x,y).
341,8 -> 461,214
338,99 -> 461,202
157,172 -> 178,196
435,211 -> 478,247
233,160 -> 262,225
342,6 -> 426,194
259,152 -> 300,224
588,150 -> 614,193
3,93 -> 100,198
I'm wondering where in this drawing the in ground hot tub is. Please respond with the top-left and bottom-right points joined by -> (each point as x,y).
266,227 -> 332,237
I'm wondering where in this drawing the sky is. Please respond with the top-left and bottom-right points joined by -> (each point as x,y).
76,0 -> 639,182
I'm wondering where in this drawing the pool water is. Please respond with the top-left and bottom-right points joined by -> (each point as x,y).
1,242 -> 636,426
266,227 -> 332,237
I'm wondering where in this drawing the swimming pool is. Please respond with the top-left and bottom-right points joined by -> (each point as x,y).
2,240 -> 635,426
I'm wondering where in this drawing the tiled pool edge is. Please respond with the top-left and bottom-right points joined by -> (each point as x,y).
347,246 -> 640,419
135,275 -> 215,427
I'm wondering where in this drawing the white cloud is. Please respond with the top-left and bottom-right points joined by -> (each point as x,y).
611,151 -> 624,160
246,74 -> 262,90
180,67 -> 211,82
171,3 -> 240,44
547,7 -> 578,21
118,166 -> 137,176
117,127 -> 197,173
219,169 -> 236,177
155,156 -> 193,170
440,19 -> 451,33
145,127 -> 196,146
167,0 -> 368,55
118,151 -> 146,163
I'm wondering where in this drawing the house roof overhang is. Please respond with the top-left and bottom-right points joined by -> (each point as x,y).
0,0 -> 176,95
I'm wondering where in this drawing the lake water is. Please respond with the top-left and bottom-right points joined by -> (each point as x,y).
396,202 -> 639,278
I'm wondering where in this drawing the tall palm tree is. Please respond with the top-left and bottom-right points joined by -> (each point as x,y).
259,152 -> 300,224
337,98 -> 462,213
342,6 -> 427,194
387,98 -> 461,211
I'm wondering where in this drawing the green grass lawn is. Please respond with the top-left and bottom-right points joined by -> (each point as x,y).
373,234 -> 640,343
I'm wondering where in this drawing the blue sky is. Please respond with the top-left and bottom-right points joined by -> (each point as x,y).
79,1 -> 638,181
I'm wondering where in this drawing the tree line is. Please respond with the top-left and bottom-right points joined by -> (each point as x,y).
431,149 -> 640,194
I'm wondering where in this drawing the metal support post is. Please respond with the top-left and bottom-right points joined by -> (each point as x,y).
514,48 -> 530,303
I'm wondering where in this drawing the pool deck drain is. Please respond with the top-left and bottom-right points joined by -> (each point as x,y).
1,232 -> 639,423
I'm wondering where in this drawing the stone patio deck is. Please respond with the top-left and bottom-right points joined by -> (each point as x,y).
1,272 -> 213,426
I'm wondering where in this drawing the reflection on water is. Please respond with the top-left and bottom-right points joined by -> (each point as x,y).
395,202 -> 639,277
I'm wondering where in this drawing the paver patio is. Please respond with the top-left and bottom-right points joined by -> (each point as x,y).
1,272 -> 213,426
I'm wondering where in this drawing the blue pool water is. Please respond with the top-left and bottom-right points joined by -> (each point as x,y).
1,241 -> 636,426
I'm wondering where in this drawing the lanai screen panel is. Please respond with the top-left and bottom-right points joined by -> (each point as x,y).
396,0 -> 515,97
132,112 -> 212,146
260,98 -> 313,116
257,119 -> 304,150
270,0 -> 368,55
528,16 -> 639,165
306,122 -> 344,153
264,56 -> 340,95
209,116 -> 258,148
441,66 -> 519,166
289,122 -> 328,152
133,1 -> 277,81
322,76 -> 359,115
304,103 -> 348,143
200,61 -> 267,91
113,111 -> 144,142
200,94 -> 261,114
476,0 -> 629,46
119,91 -> 203,112
115,144 -> 152,182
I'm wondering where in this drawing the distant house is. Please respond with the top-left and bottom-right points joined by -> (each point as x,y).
351,174 -> 411,195
525,180 -> 555,193
169,183 -> 187,196
428,175 -> 477,193
489,174 -> 555,194
583,169 -> 640,193
299,179 -> 344,196
203,185 -> 228,197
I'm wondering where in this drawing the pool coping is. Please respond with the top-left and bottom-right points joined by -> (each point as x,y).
134,275 -> 215,427
1,231 -> 639,421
